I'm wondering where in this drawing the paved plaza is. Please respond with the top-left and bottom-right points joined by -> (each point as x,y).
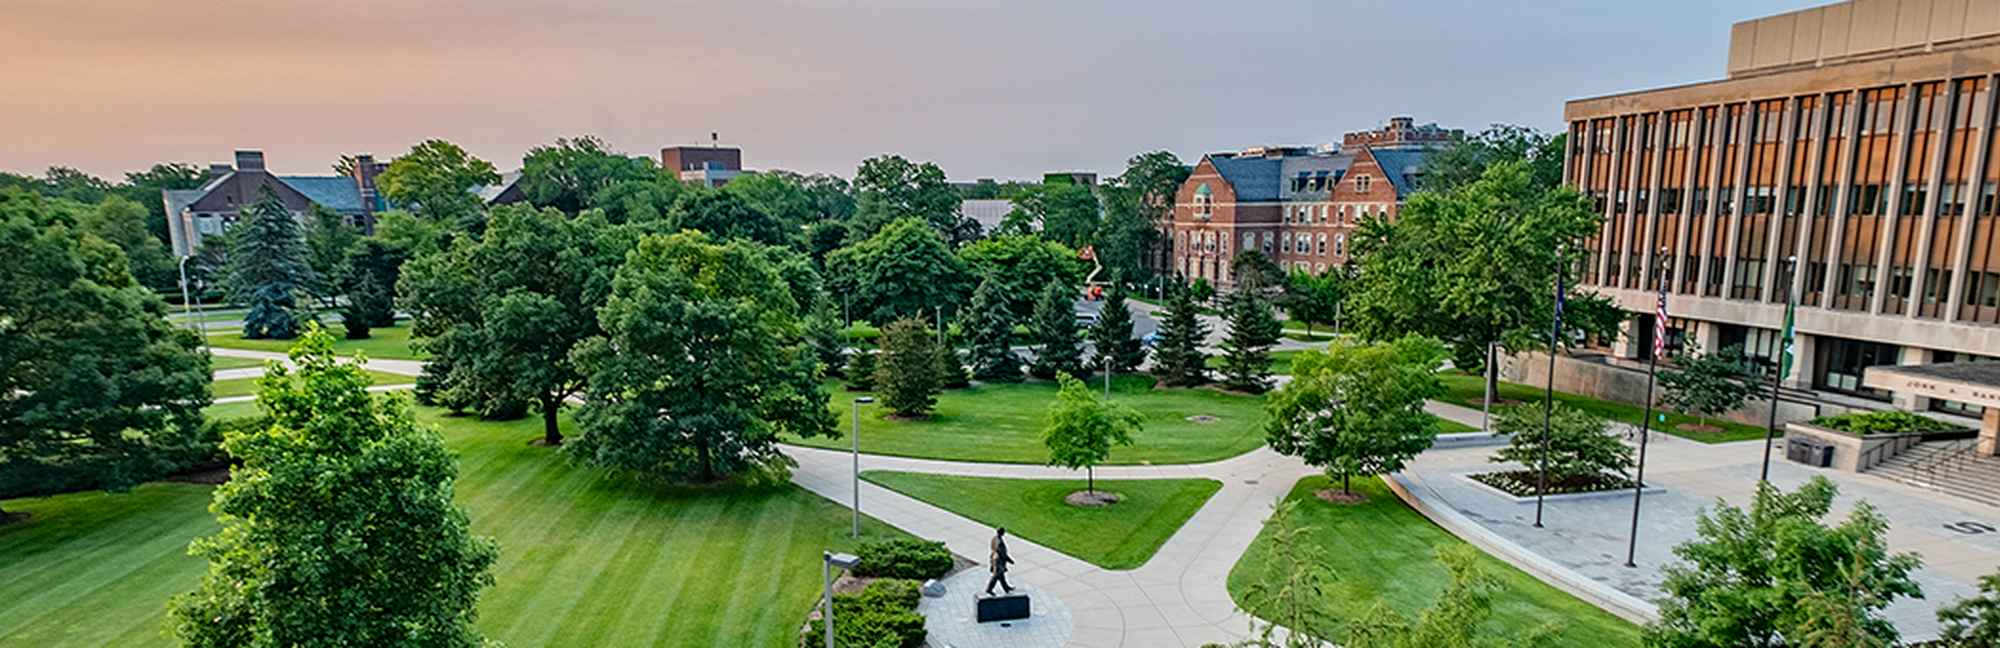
918,569 -> 1073,648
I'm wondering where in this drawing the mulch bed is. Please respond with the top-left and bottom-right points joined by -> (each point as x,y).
1674,423 -> 1725,434
166,465 -> 233,485
0,511 -> 31,525
1315,488 -> 1368,505
1468,470 -> 1633,497
1065,490 -> 1122,507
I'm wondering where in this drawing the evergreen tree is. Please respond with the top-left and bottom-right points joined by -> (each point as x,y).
805,297 -> 847,378
1090,288 -> 1146,373
875,318 -> 942,417
1219,288 -> 1283,393
1028,283 -> 1084,380
936,340 -> 970,389
1151,278 -> 1210,387
346,239 -> 403,327
169,329 -> 496,646
965,275 -> 1024,382
227,189 -> 316,339
845,349 -> 878,391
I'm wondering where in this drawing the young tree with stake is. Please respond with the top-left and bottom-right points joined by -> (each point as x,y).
1041,373 -> 1140,495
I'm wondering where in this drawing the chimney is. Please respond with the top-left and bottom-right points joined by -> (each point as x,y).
1389,116 -> 1414,130
207,163 -> 233,178
234,150 -> 266,172
352,154 -> 382,215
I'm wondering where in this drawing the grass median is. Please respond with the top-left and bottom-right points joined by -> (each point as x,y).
863,470 -> 1221,570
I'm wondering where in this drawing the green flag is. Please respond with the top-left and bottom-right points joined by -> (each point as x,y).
1778,290 -> 1796,380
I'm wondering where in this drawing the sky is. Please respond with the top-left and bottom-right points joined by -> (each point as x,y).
1,0 -> 1829,182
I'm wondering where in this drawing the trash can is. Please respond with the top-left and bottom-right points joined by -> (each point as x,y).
1786,437 -> 1832,468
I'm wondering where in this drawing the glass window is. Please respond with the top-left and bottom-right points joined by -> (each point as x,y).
1813,337 -> 1899,400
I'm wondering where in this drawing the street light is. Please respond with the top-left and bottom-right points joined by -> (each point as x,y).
850,396 -> 874,537
822,551 -> 861,648
178,255 -> 210,352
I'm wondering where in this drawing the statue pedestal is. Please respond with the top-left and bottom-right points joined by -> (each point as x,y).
975,593 -> 1031,623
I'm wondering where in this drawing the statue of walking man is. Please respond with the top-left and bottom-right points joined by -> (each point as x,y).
984,526 -> 1014,595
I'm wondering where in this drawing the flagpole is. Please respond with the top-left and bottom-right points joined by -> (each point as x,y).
1758,270 -> 1796,483
1625,258 -> 1668,568
1534,256 -> 1565,529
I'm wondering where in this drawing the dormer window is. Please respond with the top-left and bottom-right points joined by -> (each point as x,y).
1354,175 -> 1373,193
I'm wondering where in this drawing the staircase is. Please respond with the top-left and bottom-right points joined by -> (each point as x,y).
1868,440 -> 2000,508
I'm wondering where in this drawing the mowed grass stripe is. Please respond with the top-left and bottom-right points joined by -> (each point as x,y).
626,498 -> 731,647
709,494 -> 797,647
0,485 -> 213,644
490,481 -> 635,645
480,472 -> 616,639
543,493 -> 693,646
10,531 -> 209,647
0,486 -> 212,614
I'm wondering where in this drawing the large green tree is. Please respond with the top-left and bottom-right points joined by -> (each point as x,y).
0,191 -> 209,513
1645,477 -> 1923,647
850,155 -> 974,244
398,205 -> 636,444
1041,373 -> 1140,494
1107,151 -> 1190,280
303,205 -> 361,313
519,135 -> 655,214
1345,159 -> 1616,396
80,196 -> 178,292
1491,404 -> 1631,486
344,238 -> 404,328
168,329 -> 496,647
1659,344 -> 1761,431
1281,268 -> 1347,336
1230,250 -> 1286,294
1000,183 -> 1100,248
957,234 -> 1085,322
1028,283 -> 1084,380
1090,288 -> 1147,373
1150,278 -> 1210,387
227,189 -> 317,339
121,162 -> 207,245
569,232 -> 836,482
1264,337 -> 1447,497
1420,124 -> 1567,194
963,275 -> 1024,382
1218,288 -> 1283,393
591,175 -> 685,225
667,189 -> 793,247
376,139 -> 501,232
826,217 -> 972,324
874,318 -> 942,417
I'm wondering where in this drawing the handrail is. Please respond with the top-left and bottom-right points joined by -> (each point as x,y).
1916,439 -> 1981,489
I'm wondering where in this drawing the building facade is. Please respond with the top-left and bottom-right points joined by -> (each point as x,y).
661,146 -> 742,187
164,150 -> 387,257
1563,0 -> 2000,418
1165,116 -> 1457,289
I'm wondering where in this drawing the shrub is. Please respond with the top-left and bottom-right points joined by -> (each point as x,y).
802,578 -> 926,648
854,538 -> 953,580
845,350 -> 878,391
1809,410 -> 1961,436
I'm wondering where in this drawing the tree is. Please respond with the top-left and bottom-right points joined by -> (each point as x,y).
1230,250 -> 1286,294
1263,336 -> 1447,497
1090,288 -> 1146,372
1108,151 -> 1190,279
568,232 -> 836,482
376,139 -> 501,231
825,217 -> 972,324
1189,277 -> 1215,305
1281,268 -> 1345,336
79,196 -> 177,292
1151,278 -> 1210,387
591,176 -> 685,225
344,239 -> 404,328
964,275 -> 1023,382
372,209 -> 451,257
1659,344 -> 1760,431
874,318 -> 941,417
519,135 -> 655,214
1003,183 -> 1100,248
844,349 -> 878,391
1342,546 -> 1559,648
1028,283 -> 1083,380
721,170 -> 818,229
805,297 -> 848,378
303,205 -> 361,312
667,189 -> 792,246
1490,403 -> 1632,485
1041,373 -> 1140,494
0,192 -> 209,517
1938,569 -> 2000,646
1420,124 -> 1566,194
398,205 -> 636,444
1644,477 -> 1923,647
227,189 -> 316,339
167,328 -> 496,647
1345,158 -> 1614,398
957,234 -> 1085,322
1218,288 -> 1283,393
850,155 -> 973,244
121,162 -> 207,245
936,340 -> 970,389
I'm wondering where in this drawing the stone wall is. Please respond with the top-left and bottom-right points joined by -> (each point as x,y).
1496,351 -> 1872,428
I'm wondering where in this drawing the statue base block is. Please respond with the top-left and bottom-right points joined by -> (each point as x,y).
976,593 -> 1031,623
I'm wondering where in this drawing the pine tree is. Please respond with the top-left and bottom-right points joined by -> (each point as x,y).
1151,278 -> 1210,386
226,189 -> 316,339
1090,288 -> 1147,373
875,318 -> 941,417
936,342 -> 970,389
805,297 -> 847,378
1028,283 -> 1083,380
845,349 -> 878,391
965,276 -> 1024,382
1219,289 -> 1283,393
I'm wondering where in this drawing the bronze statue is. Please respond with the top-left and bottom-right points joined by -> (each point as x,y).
984,526 -> 1014,595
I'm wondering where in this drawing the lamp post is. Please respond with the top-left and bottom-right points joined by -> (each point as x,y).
822,551 -> 861,648
178,256 -> 210,352
850,396 -> 873,537
1103,350 -> 1113,399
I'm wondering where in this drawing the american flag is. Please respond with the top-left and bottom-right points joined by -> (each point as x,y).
1653,283 -> 1669,358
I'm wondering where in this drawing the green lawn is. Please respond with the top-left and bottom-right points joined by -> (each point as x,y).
167,307 -> 249,324
1228,476 -> 1640,645
201,400 -> 263,421
862,471 -> 1220,570
209,369 -> 414,399
205,325 -> 422,360
1437,372 -> 1766,443
788,375 -> 1266,465
206,355 -> 268,371
1206,349 -> 1303,376
1280,320 -> 1339,342
0,408 -> 909,648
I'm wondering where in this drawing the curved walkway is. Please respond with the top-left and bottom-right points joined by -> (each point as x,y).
783,444 -> 1316,647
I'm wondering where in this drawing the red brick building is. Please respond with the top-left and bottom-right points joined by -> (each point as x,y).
1166,116 -> 1458,289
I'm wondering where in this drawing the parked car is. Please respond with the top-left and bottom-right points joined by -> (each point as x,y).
1074,311 -> 1099,327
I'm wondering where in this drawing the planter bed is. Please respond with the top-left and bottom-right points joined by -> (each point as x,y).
1466,470 -> 1634,499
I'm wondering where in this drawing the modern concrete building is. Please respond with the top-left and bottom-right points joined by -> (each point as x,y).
661,146 -> 742,187
1165,116 -> 1458,289
1563,0 -> 2000,495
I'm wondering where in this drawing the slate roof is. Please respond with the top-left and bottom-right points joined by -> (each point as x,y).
1367,148 -> 1434,198
1207,155 -> 1284,202
163,189 -> 204,220
1280,153 -> 1354,199
276,176 -> 366,213
473,171 -> 522,204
